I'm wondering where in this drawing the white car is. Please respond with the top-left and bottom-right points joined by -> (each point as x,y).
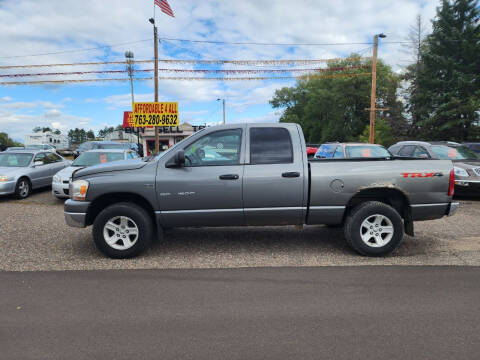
52,149 -> 138,199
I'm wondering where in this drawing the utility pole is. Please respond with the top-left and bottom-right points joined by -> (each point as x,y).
125,51 -> 139,148
150,18 -> 160,153
369,33 -> 386,144
217,98 -> 226,124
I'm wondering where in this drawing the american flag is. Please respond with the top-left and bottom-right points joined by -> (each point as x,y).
155,0 -> 175,18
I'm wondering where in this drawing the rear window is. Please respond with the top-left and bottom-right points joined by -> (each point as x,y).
72,152 -> 125,166
431,145 -> 479,160
345,145 -> 391,158
250,127 -> 293,164
315,144 -> 337,158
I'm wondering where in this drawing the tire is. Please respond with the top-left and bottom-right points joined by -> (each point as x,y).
344,201 -> 404,257
92,202 -> 153,259
15,177 -> 31,199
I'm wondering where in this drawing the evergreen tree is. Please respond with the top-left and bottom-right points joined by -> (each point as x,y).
415,0 -> 480,141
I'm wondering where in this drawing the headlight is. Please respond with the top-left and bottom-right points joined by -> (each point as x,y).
53,175 -> 60,183
70,180 -> 89,201
0,176 -> 8,182
454,166 -> 468,177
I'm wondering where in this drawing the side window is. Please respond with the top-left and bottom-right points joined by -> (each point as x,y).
250,127 -> 293,165
34,153 -> 47,165
45,153 -> 61,163
413,146 -> 430,158
333,146 -> 345,158
398,145 -> 416,157
184,129 -> 242,167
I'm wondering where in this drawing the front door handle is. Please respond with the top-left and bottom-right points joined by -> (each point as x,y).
219,174 -> 239,180
282,171 -> 300,178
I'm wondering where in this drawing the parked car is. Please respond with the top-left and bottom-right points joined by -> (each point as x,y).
6,146 -> 26,151
0,144 -> 7,152
73,141 -> 128,159
52,149 -> 138,199
64,123 -> 456,259
306,144 -> 319,159
462,143 -> 480,154
389,141 -> 480,193
314,142 -> 392,159
0,150 -> 70,199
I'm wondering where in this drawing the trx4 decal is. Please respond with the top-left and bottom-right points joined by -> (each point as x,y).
401,172 -> 444,178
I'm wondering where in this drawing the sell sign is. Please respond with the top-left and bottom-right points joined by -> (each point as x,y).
132,102 -> 179,127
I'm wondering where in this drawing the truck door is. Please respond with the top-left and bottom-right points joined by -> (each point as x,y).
243,125 -> 305,225
157,127 -> 246,227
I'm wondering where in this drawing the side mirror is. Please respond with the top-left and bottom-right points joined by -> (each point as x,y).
166,150 -> 185,168
34,161 -> 43,166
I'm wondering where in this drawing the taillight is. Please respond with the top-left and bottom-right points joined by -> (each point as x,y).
448,169 -> 455,197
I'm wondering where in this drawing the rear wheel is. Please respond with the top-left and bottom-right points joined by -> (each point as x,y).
344,201 -> 404,256
92,202 -> 153,259
15,178 -> 31,199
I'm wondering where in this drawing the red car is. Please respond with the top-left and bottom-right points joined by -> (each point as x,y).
306,144 -> 319,159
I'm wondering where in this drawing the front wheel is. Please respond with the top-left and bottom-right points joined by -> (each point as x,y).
344,201 -> 404,256
92,202 -> 153,259
15,178 -> 31,199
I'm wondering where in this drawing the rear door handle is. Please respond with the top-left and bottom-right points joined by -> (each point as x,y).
282,172 -> 300,178
219,174 -> 239,180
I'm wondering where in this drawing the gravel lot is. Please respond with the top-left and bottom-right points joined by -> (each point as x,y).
1,188 -> 479,271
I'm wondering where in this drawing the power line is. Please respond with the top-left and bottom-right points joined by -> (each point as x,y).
159,37 -> 417,46
0,39 -> 153,59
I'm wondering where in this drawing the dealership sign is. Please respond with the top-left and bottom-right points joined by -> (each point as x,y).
132,102 -> 179,127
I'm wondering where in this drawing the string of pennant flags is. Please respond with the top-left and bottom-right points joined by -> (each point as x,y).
0,65 -> 370,78
0,73 -> 372,86
0,57 -> 370,70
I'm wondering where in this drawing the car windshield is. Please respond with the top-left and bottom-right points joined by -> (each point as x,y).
0,153 -> 33,167
431,145 -> 479,160
315,144 -> 337,158
345,145 -> 391,158
72,152 -> 124,166
94,143 -> 125,150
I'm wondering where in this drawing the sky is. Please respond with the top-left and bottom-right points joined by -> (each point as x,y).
0,0 -> 439,142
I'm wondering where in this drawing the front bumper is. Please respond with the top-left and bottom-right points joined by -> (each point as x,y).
0,180 -> 16,196
52,181 -> 70,198
455,180 -> 480,192
64,199 -> 91,228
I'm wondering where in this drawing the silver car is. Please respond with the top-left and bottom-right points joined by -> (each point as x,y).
52,149 -> 138,199
0,150 -> 70,199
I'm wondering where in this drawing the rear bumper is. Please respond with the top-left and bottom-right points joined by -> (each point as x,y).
411,202 -> 458,221
64,199 -> 91,228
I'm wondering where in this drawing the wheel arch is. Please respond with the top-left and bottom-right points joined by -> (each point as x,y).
86,192 -> 157,229
343,187 -> 413,236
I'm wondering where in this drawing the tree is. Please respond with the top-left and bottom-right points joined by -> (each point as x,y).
270,54 -> 406,143
86,130 -> 95,141
97,126 -> 115,138
358,118 -> 396,147
401,15 -> 428,136
0,132 -> 23,147
414,0 -> 480,141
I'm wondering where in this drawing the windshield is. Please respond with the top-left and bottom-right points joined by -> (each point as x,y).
315,144 -> 337,158
72,152 -> 125,166
345,145 -> 391,158
0,153 -> 33,167
93,143 -> 125,150
431,145 -> 479,160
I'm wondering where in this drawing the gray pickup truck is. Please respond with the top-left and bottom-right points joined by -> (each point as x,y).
64,123 -> 458,258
